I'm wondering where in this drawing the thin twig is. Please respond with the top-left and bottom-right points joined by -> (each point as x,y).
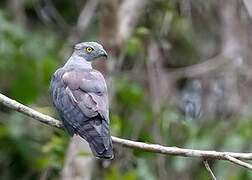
0,92 -> 252,170
224,154 -> 252,170
203,160 -> 217,180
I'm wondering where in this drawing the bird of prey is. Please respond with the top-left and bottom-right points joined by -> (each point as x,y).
50,42 -> 113,159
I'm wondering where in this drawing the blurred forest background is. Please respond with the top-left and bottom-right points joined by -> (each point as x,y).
1,0 -> 252,179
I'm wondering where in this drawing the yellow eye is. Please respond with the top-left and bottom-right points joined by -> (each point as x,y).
86,47 -> 93,53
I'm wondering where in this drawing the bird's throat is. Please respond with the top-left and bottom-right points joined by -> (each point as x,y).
64,53 -> 92,69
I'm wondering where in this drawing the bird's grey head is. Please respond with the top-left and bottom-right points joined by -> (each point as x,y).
73,42 -> 107,61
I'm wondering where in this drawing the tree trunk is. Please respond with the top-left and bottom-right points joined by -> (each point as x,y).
61,135 -> 94,180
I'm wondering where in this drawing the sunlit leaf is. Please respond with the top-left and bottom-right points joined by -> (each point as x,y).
77,152 -> 92,157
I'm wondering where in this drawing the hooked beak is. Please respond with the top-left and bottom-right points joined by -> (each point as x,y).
100,49 -> 108,59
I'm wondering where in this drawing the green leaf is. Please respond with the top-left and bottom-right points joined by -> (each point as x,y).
136,27 -> 150,36
116,78 -> 144,107
126,37 -> 142,56
77,152 -> 92,157
121,172 -> 137,180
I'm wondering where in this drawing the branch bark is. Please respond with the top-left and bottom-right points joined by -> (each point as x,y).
1,92 -> 252,170
203,160 -> 217,180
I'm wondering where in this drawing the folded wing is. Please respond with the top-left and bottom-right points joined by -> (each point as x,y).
50,68 -> 113,159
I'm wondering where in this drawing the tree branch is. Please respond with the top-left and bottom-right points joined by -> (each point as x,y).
203,160 -> 217,180
0,93 -> 63,129
0,92 -> 252,170
167,54 -> 229,78
224,154 -> 252,170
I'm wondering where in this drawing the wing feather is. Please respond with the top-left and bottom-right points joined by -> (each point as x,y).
50,68 -> 113,158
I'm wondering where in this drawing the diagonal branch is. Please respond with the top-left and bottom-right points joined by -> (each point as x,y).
203,160 -> 217,180
224,154 -> 252,170
0,93 -> 63,129
0,92 -> 252,170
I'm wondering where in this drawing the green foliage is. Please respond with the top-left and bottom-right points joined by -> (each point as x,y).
111,77 -> 148,140
0,1 -> 252,180
136,159 -> 157,180
115,78 -> 144,107
37,133 -> 69,170
0,112 -> 47,179
126,37 -> 143,57
136,27 -> 150,36
126,27 -> 150,57
0,10 -> 66,179
0,11 -> 61,104
110,114 -> 122,136
77,152 -> 92,157
105,166 -> 137,180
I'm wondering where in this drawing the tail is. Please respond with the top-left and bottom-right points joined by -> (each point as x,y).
77,115 -> 114,159
89,136 -> 114,159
